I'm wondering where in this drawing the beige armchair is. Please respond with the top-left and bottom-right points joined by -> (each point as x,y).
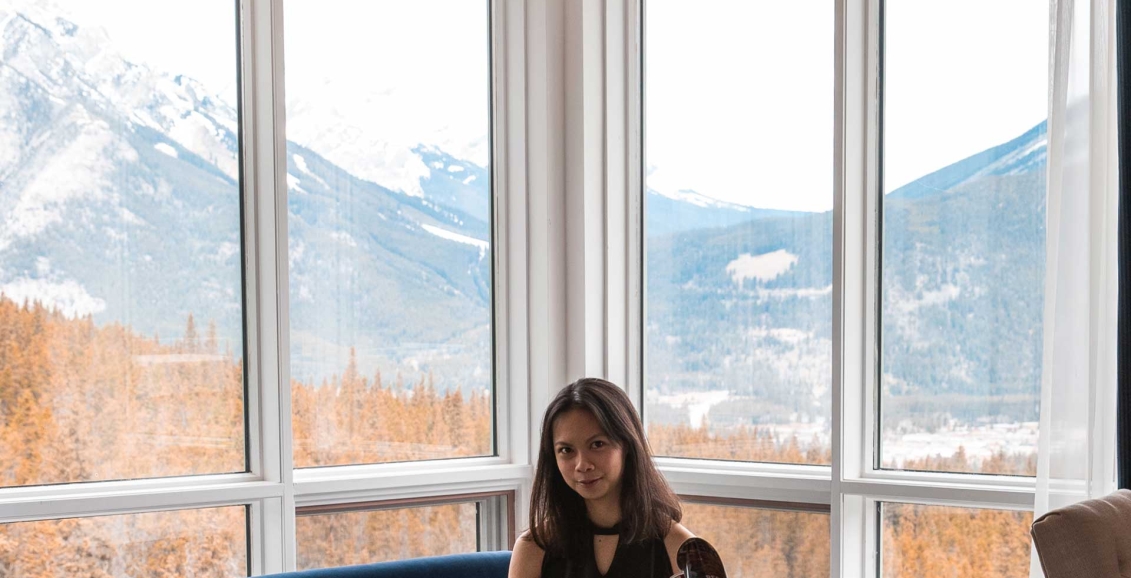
1030,489 -> 1131,577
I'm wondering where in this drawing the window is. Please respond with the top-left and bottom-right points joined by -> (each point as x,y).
0,0 -> 257,568
2,0 -> 1116,575
878,0 -> 1048,476
283,0 -> 495,468
680,499 -> 830,577
634,0 -> 1079,576
0,507 -> 248,576
296,493 -> 512,571
297,503 -> 475,569
880,503 -> 1032,577
643,0 -> 834,466
0,0 -> 246,488
1,0 -> 515,574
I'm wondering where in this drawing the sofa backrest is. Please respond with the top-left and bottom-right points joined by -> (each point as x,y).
268,551 -> 512,578
1030,489 -> 1131,578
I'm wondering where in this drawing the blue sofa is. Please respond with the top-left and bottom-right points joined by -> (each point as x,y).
269,551 -> 512,578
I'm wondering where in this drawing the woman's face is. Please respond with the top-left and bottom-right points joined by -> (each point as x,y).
552,408 -> 625,503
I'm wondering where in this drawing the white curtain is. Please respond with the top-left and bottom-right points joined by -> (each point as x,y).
1029,0 -> 1120,575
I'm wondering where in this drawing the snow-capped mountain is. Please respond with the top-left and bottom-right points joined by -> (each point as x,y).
647,119 -> 1048,428
0,1 -> 494,387
1,0 -> 1052,428
645,186 -> 806,237
888,121 -> 1047,200
282,58 -> 489,201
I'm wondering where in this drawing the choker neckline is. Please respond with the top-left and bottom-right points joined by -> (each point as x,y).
587,519 -> 622,536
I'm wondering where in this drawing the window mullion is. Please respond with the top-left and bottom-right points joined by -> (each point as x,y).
840,479 -> 1034,511
833,0 -> 874,574
0,480 -> 281,524
242,0 -> 291,573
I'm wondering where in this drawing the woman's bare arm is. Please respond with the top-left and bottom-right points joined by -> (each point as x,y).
508,531 -> 546,578
663,522 -> 696,575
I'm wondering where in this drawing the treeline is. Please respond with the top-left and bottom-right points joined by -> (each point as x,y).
292,354 -> 492,468
0,298 -> 1033,577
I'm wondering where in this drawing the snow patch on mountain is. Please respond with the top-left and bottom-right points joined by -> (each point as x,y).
154,142 -> 177,158
1,1 -> 240,182
421,223 -> 488,258
330,231 -> 358,248
286,91 -> 438,198
886,281 -> 963,348
293,154 -> 311,174
755,285 -> 833,300
1,115 -> 129,250
891,281 -> 962,314
656,390 -> 731,429
166,109 -> 236,179
0,276 -> 106,317
726,250 -> 799,285
292,153 -> 328,189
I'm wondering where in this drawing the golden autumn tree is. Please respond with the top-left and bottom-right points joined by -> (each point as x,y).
0,294 -> 1041,577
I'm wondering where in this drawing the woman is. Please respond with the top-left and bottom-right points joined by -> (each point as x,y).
509,377 -> 706,578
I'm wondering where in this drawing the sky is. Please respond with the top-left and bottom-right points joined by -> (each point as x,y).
281,0 -> 491,167
34,0 -> 1048,214
645,0 -> 1048,212
47,0 -> 240,104
39,0 -> 490,169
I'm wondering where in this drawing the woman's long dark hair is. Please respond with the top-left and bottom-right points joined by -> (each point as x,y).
527,377 -> 682,556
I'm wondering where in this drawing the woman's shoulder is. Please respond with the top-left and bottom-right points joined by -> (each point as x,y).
508,530 -> 546,578
662,522 -> 696,573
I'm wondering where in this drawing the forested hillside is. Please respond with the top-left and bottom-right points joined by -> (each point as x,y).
0,298 -> 1033,577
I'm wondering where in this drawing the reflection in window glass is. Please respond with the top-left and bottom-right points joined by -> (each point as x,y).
680,502 -> 829,578
881,503 -> 1032,578
0,506 -> 247,576
296,502 -> 478,570
644,1 -> 834,465
0,0 -> 245,487
284,0 -> 494,468
879,0 -> 1048,475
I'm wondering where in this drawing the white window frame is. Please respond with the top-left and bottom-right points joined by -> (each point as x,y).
3,0 -> 1119,575
0,0 -> 533,574
611,0 -> 1116,576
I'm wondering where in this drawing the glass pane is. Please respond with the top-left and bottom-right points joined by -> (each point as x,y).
285,1 -> 494,468
644,1 -> 834,464
0,1 -> 245,486
0,506 -> 247,576
296,502 -> 478,570
680,502 -> 829,578
881,503 -> 1033,578
879,0 -> 1048,475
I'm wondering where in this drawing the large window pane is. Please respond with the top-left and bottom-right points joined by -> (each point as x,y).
879,0 -> 1048,475
296,502 -> 478,570
644,1 -> 834,465
0,506 -> 248,577
680,501 -> 829,578
0,1 -> 245,486
881,503 -> 1032,578
284,0 -> 494,468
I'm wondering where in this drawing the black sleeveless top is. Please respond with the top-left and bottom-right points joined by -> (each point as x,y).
540,523 -> 673,578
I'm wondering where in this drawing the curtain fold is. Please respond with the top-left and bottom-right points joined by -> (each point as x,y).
1031,0 -> 1120,575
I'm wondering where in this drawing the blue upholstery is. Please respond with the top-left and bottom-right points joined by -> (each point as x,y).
268,551 -> 512,578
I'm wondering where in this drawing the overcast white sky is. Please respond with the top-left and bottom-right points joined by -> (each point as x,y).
41,0 -> 1047,214
282,0 -> 491,165
646,0 -> 1048,212
49,0 -> 240,102
45,0 -> 489,166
